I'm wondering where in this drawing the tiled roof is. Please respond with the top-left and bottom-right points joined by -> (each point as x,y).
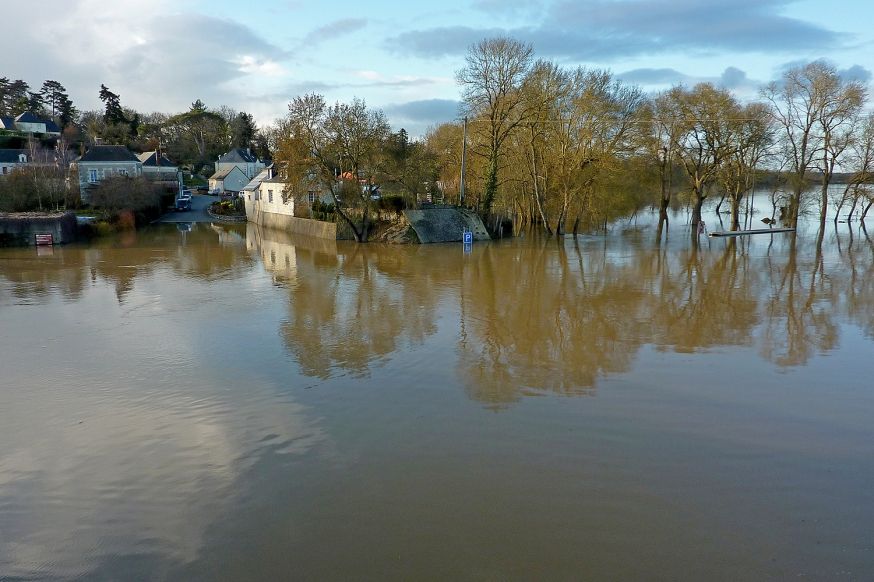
0,149 -> 27,163
210,168 -> 233,180
78,145 -> 141,163
217,148 -> 257,163
210,166 -> 248,181
242,168 -> 270,191
14,111 -> 41,123
137,151 -> 177,167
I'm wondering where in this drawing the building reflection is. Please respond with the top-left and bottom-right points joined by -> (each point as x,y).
0,223 -> 254,305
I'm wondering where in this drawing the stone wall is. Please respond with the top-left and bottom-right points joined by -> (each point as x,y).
403,207 -> 490,244
0,212 -> 77,246
247,206 -> 339,240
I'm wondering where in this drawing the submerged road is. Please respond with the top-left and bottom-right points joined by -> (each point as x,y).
155,194 -> 216,223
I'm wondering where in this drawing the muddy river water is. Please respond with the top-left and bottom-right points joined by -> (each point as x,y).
1,214 -> 872,580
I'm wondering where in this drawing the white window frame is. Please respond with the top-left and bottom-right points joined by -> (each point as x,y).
89,169 -> 98,182
268,189 -> 273,203
308,191 -> 317,203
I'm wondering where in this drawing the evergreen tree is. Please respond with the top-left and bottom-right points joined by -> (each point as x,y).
229,111 -> 257,149
57,94 -> 78,127
40,80 -> 70,118
0,79 -> 32,115
99,84 -> 126,125
26,91 -> 45,115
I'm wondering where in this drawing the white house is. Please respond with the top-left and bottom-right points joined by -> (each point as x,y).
215,148 -> 265,180
243,166 -> 293,216
209,166 -> 249,195
8,112 -> 61,136
73,145 -> 143,203
0,149 -> 29,175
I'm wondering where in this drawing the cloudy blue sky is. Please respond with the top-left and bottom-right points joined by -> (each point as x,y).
2,0 -> 872,136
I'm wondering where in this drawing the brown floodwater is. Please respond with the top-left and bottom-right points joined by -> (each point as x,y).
1,211 -> 873,580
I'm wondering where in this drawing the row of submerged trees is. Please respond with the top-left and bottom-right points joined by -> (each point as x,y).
440,37 -> 874,238
273,38 -> 873,241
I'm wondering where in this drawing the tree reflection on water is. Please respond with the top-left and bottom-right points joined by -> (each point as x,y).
259,222 -> 873,406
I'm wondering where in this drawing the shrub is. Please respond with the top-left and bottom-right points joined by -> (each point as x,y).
89,176 -> 163,222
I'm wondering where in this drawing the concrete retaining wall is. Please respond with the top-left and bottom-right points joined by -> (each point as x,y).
0,212 -> 77,246
246,203 -> 338,240
404,207 -> 490,244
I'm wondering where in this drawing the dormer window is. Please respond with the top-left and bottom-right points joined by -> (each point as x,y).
18,154 -> 26,163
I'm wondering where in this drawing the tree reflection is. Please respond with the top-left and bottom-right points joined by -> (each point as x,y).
256,221 -> 873,406
759,234 -> 839,366
256,225 -> 442,379
6,218 -> 866,407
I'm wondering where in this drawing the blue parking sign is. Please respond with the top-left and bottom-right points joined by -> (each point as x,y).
463,231 -> 473,244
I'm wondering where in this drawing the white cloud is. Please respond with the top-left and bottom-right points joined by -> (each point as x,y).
234,56 -> 287,77
0,0 -> 289,117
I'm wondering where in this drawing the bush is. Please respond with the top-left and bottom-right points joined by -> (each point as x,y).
89,176 -> 163,222
0,166 -> 71,212
310,199 -> 337,221
378,195 -> 406,216
210,199 -> 244,216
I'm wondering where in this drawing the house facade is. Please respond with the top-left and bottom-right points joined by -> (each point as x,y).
215,148 -> 265,180
208,166 -> 249,194
73,146 -> 143,203
243,166 -> 293,216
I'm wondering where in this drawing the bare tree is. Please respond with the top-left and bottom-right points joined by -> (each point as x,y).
665,83 -> 740,235
279,94 -> 389,242
718,102 -> 774,230
762,61 -> 865,226
456,37 -> 534,216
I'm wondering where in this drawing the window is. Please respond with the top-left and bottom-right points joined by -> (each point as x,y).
268,189 -> 273,203
308,191 -> 317,203
18,154 -> 26,163
2,167 -> 7,175
119,169 -> 128,176
89,169 -> 98,182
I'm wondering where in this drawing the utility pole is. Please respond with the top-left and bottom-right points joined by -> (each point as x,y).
459,116 -> 468,207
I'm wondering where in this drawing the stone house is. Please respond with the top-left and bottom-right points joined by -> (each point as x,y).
73,145 -> 143,203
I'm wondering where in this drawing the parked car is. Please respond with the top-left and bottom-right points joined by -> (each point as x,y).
175,192 -> 192,211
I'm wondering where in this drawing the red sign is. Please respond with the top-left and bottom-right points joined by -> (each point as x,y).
35,233 -> 54,246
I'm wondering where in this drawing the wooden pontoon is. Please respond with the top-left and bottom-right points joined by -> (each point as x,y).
708,228 -> 795,237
